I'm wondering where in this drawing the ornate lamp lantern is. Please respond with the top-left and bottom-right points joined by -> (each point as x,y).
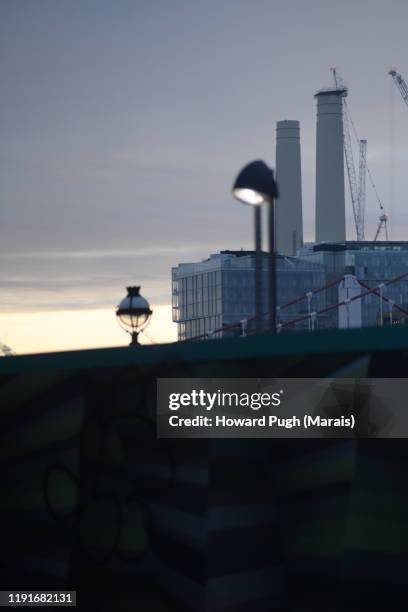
116,286 -> 152,345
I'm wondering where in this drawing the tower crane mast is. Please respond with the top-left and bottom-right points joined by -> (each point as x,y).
357,139 -> 367,241
331,68 -> 366,241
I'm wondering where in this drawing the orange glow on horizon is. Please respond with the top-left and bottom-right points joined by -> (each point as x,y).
0,305 -> 177,355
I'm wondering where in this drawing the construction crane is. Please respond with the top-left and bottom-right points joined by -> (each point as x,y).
331,68 -> 388,242
389,68 -> 408,107
374,213 -> 389,241
384,67 -> 408,240
357,139 -> 367,240
331,68 -> 366,240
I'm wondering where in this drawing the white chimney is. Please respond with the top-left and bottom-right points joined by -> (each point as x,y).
275,120 -> 303,255
315,88 -> 346,242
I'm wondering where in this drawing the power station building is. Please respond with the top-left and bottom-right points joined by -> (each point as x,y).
172,78 -> 408,340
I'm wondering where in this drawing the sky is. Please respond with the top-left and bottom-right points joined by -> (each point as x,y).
1,0 -> 408,354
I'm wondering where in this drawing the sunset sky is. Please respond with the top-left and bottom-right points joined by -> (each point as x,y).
1,0 -> 408,354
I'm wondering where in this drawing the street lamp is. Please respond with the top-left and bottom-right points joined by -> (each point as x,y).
116,286 -> 152,345
232,160 -> 279,333
232,182 -> 263,334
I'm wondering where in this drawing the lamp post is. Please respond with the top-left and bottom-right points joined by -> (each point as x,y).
254,205 -> 262,333
232,160 -> 279,333
116,286 -> 152,345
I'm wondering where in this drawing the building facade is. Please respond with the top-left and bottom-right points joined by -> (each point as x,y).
172,250 -> 326,340
298,241 -> 408,328
172,242 -> 408,340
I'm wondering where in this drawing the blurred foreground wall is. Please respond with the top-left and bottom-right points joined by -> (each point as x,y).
0,327 -> 408,611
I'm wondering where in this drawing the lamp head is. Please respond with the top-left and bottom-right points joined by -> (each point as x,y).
232,160 -> 278,206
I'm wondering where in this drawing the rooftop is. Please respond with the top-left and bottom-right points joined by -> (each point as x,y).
312,241 -> 408,252
315,86 -> 348,97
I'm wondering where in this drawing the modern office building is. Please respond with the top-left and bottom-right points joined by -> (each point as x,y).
172,243 -> 408,340
298,241 -> 408,327
172,250 -> 326,340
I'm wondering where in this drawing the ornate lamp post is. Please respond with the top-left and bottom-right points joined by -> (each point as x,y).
116,286 -> 152,345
